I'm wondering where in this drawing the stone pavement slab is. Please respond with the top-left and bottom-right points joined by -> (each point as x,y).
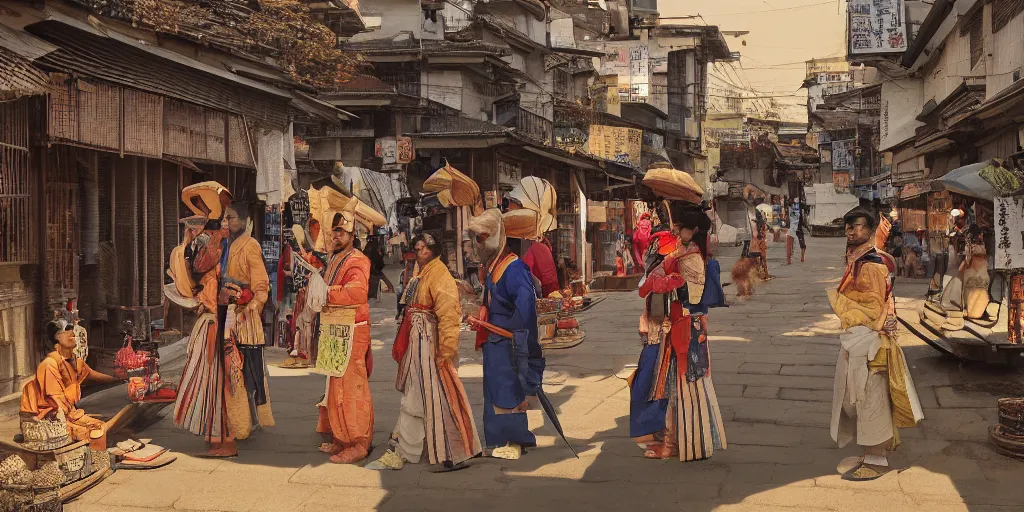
46,238 -> 1024,511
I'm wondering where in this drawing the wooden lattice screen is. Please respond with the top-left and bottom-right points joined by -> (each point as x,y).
0,99 -> 32,264
45,147 -> 80,296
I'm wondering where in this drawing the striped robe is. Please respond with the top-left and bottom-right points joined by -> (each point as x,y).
392,258 -> 482,465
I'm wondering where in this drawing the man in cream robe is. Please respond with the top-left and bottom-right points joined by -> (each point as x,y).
829,207 -> 924,481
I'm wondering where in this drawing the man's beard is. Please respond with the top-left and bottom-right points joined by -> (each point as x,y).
847,236 -> 869,249
333,239 -> 352,254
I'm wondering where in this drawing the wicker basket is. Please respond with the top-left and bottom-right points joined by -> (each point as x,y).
53,444 -> 92,485
998,398 -> 1024,436
19,416 -> 71,452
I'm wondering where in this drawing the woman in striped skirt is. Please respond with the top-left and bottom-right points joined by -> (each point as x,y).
632,202 -> 727,461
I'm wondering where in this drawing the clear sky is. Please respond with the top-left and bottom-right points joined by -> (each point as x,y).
661,0 -> 849,122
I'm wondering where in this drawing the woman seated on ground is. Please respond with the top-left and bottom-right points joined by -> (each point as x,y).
20,319 -> 121,445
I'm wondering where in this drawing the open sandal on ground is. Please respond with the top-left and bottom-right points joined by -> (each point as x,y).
841,463 -> 889,481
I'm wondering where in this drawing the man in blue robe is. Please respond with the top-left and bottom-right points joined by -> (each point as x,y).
468,209 -> 545,460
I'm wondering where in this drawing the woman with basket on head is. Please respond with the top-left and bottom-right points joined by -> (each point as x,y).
629,167 -> 728,462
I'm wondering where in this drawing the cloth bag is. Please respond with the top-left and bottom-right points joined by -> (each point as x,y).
315,307 -> 356,377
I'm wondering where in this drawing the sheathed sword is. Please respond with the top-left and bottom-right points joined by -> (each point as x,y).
468,316 -> 579,459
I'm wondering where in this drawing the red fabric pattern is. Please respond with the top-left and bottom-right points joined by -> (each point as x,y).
522,240 -> 560,297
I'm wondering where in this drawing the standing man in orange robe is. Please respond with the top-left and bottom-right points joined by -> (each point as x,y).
311,208 -> 375,464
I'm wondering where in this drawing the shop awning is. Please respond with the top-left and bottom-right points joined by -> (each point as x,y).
854,171 -> 891,186
521,145 -> 601,172
899,181 -> 931,199
932,160 -> 1023,200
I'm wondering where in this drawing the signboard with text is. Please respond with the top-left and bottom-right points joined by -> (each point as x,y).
588,124 -> 642,168
833,171 -> 851,191
849,0 -> 908,55
831,139 -> 856,171
995,195 -> 1024,270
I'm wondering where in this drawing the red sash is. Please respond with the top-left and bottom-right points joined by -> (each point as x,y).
392,304 -> 428,363
474,306 -> 490,350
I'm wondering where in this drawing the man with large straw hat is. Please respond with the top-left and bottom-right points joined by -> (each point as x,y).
303,189 -> 384,464
169,181 -> 252,457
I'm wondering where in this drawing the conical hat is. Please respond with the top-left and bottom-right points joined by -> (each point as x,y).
182,181 -> 232,219
423,161 -> 480,208
503,177 -> 557,240
308,185 -> 353,251
642,168 -> 704,204
308,184 -> 388,251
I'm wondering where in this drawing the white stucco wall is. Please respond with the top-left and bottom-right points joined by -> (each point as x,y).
880,78 -> 924,151
350,0 -> 430,42
422,69 -> 464,112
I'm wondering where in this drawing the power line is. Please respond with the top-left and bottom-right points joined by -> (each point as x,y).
660,1 -> 836,19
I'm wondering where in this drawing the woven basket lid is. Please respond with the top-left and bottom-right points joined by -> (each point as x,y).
503,209 -> 542,240
642,168 -> 704,204
507,177 -> 557,236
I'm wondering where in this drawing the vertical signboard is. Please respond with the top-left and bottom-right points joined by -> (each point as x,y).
849,0 -> 908,55
629,45 -> 650,98
995,195 -> 1024,270
831,139 -> 856,171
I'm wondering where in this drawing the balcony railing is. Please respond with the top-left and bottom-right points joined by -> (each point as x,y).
495,103 -> 552,146
424,115 -> 505,135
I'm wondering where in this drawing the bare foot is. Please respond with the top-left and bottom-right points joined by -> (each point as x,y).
319,443 -> 341,454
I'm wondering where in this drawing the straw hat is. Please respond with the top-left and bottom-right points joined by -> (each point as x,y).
503,177 -> 557,240
308,185 -> 387,251
181,181 -> 232,220
423,161 -> 481,208
642,167 -> 704,204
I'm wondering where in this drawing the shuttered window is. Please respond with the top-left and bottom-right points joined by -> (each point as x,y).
962,9 -> 984,68
994,0 -> 1024,33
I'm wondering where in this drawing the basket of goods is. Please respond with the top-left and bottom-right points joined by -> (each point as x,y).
538,317 -> 557,344
52,442 -> 93,485
0,457 -> 66,512
536,298 -> 563,315
990,398 -> 1024,461
555,317 -> 580,338
998,398 -> 1024,435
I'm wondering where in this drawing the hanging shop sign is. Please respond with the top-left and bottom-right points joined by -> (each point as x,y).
831,139 -> 856,171
375,137 -> 397,164
848,0 -> 908,55
396,137 -> 414,164
833,171 -> 851,191
588,124 -> 642,168
994,195 -> 1024,270
497,158 -> 522,188
587,200 -> 608,223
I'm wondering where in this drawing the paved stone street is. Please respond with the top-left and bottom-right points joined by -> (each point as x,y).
55,237 -> 1023,512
